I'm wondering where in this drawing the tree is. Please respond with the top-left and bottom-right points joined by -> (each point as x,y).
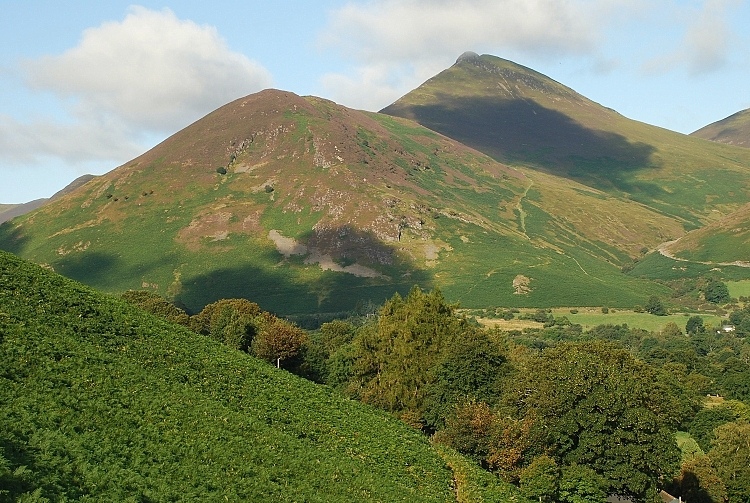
686,315 -> 705,335
509,341 -> 681,499
708,420 -> 750,502
558,464 -> 607,503
121,290 -> 189,326
645,296 -> 667,316
674,455 -> 727,503
688,405 -> 739,452
662,321 -> 683,337
520,455 -> 559,502
348,287 -> 471,426
190,298 -> 261,351
251,315 -> 308,368
433,401 -> 495,465
704,280 -> 730,304
423,332 -> 507,430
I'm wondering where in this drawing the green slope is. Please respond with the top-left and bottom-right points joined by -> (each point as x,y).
381,53 -> 750,260
0,89 -> 676,313
0,250 -> 464,501
692,108 -> 750,148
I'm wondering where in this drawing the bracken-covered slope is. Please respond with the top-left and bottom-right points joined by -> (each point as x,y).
691,108 -> 750,148
0,89 -> 672,314
0,249 -> 464,501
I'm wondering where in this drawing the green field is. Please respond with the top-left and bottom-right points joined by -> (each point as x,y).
552,308 -> 724,332
728,280 -> 750,299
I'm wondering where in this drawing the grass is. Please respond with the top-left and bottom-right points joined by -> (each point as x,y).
1,250 -> 463,501
728,280 -> 750,299
549,308 -> 724,332
473,308 -> 724,333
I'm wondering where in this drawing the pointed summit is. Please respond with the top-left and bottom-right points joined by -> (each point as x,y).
455,51 -> 480,64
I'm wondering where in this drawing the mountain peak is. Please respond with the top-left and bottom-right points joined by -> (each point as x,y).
456,51 -> 480,64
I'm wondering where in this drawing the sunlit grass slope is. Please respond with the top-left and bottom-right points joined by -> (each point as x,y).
382,53 -> 750,236
0,250 -> 459,501
692,108 -> 750,148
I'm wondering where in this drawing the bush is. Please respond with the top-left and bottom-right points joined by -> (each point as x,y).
216,166 -> 227,175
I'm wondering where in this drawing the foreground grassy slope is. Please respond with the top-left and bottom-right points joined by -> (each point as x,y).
0,250 -> 460,501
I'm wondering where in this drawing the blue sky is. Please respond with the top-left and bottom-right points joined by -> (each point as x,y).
1,0 -> 749,203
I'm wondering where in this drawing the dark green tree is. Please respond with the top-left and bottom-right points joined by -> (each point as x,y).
686,315 -> 705,335
645,296 -> 667,316
509,341 -> 680,500
688,405 -> 739,452
708,420 -> 750,502
423,332 -> 507,430
704,280 -> 730,304
558,464 -> 607,503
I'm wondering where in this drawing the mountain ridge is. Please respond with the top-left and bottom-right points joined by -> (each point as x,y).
2,55 -> 748,314
691,108 -> 750,148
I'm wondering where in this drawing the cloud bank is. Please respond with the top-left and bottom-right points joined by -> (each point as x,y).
317,0 -> 741,111
4,6 -> 271,170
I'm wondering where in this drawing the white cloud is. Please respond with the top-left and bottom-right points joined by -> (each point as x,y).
322,0 -> 603,63
642,0 -> 739,76
24,6 -> 272,132
317,0 -> 644,110
0,114 -> 141,165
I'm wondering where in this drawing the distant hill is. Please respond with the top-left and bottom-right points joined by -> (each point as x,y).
691,108 -> 750,148
659,203 -> 750,266
0,174 -> 95,224
2,249 -> 525,501
0,89 -> 677,314
381,52 -> 750,229
381,53 -> 750,276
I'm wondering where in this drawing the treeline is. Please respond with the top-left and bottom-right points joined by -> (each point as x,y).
121,290 -> 307,368
127,287 -> 750,503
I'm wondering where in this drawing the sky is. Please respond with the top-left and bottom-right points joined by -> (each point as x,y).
1,0 -> 749,204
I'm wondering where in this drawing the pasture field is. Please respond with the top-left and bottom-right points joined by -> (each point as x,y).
474,307 -> 724,333
728,280 -> 750,299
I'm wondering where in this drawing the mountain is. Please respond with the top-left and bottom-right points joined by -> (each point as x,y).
691,108 -> 750,148
4,56 -> 749,314
0,174 -> 96,224
1,249 -> 525,501
659,203 -> 750,266
381,52 -> 750,276
381,53 -> 750,229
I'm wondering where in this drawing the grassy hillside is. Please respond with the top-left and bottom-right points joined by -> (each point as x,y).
660,203 -> 750,266
382,53 -> 750,269
692,108 -> 750,148
0,89 -> 675,314
0,249 -> 470,501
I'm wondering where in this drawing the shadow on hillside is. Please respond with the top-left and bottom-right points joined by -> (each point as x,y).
54,252 -> 122,285
386,95 -> 661,193
176,225 -> 433,319
0,222 -> 30,256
